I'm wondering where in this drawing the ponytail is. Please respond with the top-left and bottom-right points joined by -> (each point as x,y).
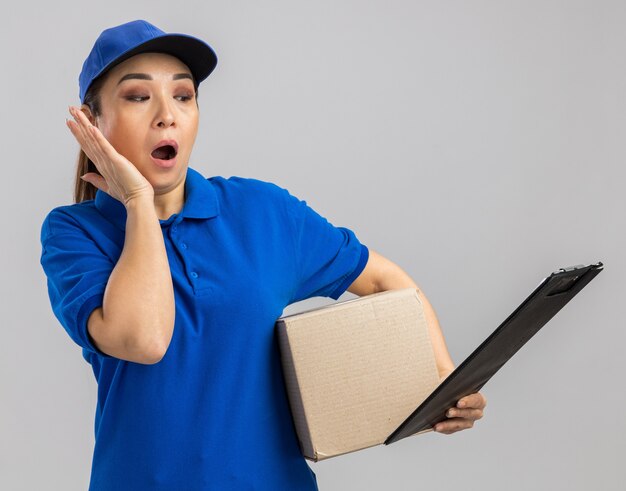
73,74 -> 106,204
73,150 -> 101,203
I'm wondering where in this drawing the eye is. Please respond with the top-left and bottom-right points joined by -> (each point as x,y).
123,94 -> 194,103
125,95 -> 148,102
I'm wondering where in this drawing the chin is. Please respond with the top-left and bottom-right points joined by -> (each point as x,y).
146,162 -> 187,189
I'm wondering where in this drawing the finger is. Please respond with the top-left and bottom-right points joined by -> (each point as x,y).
82,125 -> 108,164
66,110 -> 89,145
81,172 -> 109,193
67,109 -> 100,163
69,106 -> 101,156
457,392 -> 487,409
446,408 -> 483,421
88,124 -> 123,162
66,117 -> 99,165
69,106 -> 93,145
66,114 -> 95,149
435,418 -> 474,434
72,113 -> 111,177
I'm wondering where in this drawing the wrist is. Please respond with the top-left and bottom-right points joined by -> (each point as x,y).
124,193 -> 156,213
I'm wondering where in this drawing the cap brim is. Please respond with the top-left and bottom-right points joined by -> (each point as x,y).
92,33 -> 218,88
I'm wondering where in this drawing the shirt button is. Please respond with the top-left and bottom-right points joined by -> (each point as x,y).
181,242 -> 187,249
172,225 -> 177,232
190,271 -> 198,278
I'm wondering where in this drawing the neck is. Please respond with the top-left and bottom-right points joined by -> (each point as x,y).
153,177 -> 186,221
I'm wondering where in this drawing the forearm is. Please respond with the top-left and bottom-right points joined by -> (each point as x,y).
378,271 -> 455,376
101,196 -> 175,358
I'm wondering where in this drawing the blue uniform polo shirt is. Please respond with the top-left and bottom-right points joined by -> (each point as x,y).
39,166 -> 369,490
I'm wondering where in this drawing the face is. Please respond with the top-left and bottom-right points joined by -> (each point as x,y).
82,52 -> 199,194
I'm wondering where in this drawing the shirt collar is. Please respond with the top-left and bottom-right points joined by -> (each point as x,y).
94,166 -> 220,231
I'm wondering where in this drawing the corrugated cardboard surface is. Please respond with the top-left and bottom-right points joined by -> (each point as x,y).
276,288 -> 441,462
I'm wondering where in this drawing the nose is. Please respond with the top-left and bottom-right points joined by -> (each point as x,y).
153,92 -> 176,128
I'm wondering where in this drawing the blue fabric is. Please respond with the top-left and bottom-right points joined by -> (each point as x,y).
39,166 -> 369,490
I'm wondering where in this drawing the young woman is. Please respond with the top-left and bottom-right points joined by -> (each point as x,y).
40,19 -> 486,491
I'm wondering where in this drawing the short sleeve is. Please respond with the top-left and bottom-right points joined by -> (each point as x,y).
40,209 -> 115,359
281,188 -> 369,303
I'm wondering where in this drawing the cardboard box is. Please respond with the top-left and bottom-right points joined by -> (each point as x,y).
276,287 -> 442,462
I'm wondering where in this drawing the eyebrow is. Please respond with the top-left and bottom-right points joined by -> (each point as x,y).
117,73 -> 194,85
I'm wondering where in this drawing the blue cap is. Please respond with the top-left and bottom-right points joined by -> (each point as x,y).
78,19 -> 218,104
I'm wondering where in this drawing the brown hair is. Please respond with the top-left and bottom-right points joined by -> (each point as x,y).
73,68 -> 199,203
73,73 -> 106,204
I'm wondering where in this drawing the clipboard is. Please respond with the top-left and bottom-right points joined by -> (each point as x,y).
385,261 -> 604,445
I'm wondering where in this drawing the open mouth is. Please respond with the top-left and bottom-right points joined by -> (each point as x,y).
151,145 -> 178,161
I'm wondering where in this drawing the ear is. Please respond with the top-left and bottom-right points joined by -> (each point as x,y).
80,104 -> 97,126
